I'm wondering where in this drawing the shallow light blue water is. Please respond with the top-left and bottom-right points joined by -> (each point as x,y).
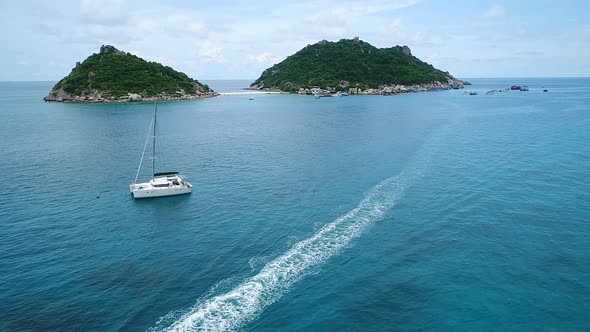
1,79 -> 589,331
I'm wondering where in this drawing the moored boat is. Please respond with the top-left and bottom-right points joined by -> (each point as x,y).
129,102 -> 192,199
129,172 -> 192,198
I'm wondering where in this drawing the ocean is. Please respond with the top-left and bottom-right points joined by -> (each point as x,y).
0,78 -> 589,331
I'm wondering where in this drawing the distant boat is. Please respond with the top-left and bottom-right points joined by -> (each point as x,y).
249,97 -> 255,100
129,102 -> 192,199
543,89 -> 549,92
469,91 -> 478,95
521,85 -> 529,91
510,85 -> 522,90
333,92 -> 349,97
486,90 -> 495,95
313,93 -> 332,98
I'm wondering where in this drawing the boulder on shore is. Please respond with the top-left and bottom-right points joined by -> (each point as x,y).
128,93 -> 143,102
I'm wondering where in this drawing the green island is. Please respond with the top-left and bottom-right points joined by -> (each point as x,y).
250,37 -> 468,95
44,45 -> 217,103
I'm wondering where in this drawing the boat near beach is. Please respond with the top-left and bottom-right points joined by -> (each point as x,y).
313,92 -> 333,98
129,103 -> 192,199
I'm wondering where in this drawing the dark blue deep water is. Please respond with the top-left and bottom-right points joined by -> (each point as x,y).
1,79 -> 589,331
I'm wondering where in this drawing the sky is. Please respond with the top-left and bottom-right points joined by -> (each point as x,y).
1,0 -> 589,81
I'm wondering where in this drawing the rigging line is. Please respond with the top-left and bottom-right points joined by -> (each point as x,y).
134,115 -> 155,184
157,118 -> 166,171
152,102 -> 157,177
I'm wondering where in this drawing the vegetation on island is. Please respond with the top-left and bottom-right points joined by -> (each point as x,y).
251,38 -> 454,92
48,45 -> 210,100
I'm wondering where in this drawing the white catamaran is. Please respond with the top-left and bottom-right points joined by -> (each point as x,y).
129,102 -> 192,199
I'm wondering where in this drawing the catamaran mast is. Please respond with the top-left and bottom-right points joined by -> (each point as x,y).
152,102 -> 157,176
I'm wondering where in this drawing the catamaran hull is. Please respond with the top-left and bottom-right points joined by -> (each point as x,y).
130,183 -> 192,198
131,186 -> 191,198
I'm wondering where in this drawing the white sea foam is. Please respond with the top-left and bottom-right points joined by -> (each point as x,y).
152,124 -> 448,332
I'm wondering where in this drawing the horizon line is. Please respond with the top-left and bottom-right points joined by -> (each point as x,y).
2,76 -> 590,83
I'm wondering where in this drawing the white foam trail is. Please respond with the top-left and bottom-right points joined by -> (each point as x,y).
152,124 -> 448,332
154,174 -> 417,332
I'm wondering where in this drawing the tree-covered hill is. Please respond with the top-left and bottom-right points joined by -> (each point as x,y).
250,38 -> 458,92
45,45 -> 214,102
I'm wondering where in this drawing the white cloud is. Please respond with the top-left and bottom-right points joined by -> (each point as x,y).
287,14 -> 348,39
80,0 -> 128,25
482,4 -> 507,19
375,18 -> 437,48
248,52 -> 283,65
17,60 -> 32,68
329,0 -> 421,17
194,40 -> 226,63
155,15 -> 208,39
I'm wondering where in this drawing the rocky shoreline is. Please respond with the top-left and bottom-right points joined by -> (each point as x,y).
249,77 -> 470,96
43,88 -> 218,103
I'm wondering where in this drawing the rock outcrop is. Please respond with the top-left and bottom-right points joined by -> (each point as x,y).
99,45 -> 126,56
290,77 -> 469,96
127,93 -> 143,102
401,45 -> 412,56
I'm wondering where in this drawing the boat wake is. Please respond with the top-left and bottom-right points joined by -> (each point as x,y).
150,124 -> 449,332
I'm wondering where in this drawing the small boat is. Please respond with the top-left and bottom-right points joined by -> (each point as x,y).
469,91 -> 478,95
486,90 -> 495,95
129,102 -> 192,199
333,92 -> 349,97
521,85 -> 529,91
315,94 -> 332,98
543,89 -> 548,92
510,85 -> 522,90
249,97 -> 255,100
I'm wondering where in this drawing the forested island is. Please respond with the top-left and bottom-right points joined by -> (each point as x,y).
44,45 -> 217,103
250,37 -> 469,95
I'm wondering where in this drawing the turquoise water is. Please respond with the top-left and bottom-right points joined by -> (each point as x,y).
1,79 -> 589,331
